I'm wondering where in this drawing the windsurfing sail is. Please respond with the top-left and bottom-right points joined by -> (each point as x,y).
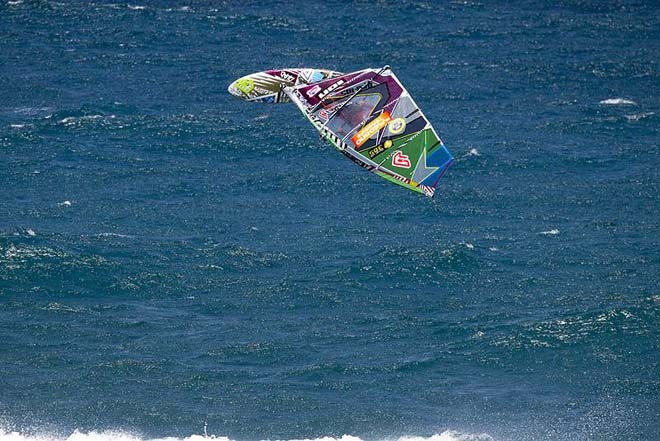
228,69 -> 343,103
283,66 -> 453,197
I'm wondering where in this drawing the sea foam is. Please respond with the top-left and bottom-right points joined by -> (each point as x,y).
0,431 -> 493,441
599,98 -> 637,106
625,112 -> 654,122
58,115 -> 114,126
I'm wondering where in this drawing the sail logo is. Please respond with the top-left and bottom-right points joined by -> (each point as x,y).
318,79 -> 345,100
367,139 -> 394,159
306,85 -> 322,97
392,151 -> 411,168
388,117 -> 406,134
352,111 -> 392,147
280,71 -> 295,82
234,78 -> 254,95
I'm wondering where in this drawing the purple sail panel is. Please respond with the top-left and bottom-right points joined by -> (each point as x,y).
293,69 -> 384,108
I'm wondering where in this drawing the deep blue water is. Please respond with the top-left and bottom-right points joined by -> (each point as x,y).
1,1 -> 659,441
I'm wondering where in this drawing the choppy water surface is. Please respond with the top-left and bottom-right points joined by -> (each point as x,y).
1,1 -> 658,441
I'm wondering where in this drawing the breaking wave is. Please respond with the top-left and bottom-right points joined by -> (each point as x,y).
598,98 -> 637,106
0,432 -> 494,441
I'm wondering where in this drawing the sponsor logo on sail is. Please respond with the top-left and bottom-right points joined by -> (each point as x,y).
317,79 -> 346,100
367,139 -> 394,159
306,85 -> 322,97
234,78 -> 254,95
280,71 -> 295,82
388,117 -> 406,134
392,150 -> 411,168
352,112 -> 392,148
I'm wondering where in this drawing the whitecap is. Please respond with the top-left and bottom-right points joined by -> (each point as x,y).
0,431 -> 494,441
41,302 -> 81,313
2,244 -> 64,261
467,148 -> 480,156
400,433 -> 494,441
540,229 -> 560,235
97,232 -> 134,238
599,98 -> 637,106
9,124 -> 25,128
59,114 -> 114,126
127,5 -> 145,10
58,200 -> 73,207
625,112 -> 654,122
14,106 -> 53,115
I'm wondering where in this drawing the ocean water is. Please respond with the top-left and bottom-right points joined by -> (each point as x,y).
1,1 -> 658,440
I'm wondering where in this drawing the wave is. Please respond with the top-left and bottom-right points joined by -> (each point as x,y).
0,432 -> 494,441
58,114 -> 115,126
0,244 -> 65,262
95,232 -> 134,238
598,98 -> 637,106
624,111 -> 655,122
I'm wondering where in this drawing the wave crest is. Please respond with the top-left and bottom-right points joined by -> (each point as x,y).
0,431 -> 493,441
